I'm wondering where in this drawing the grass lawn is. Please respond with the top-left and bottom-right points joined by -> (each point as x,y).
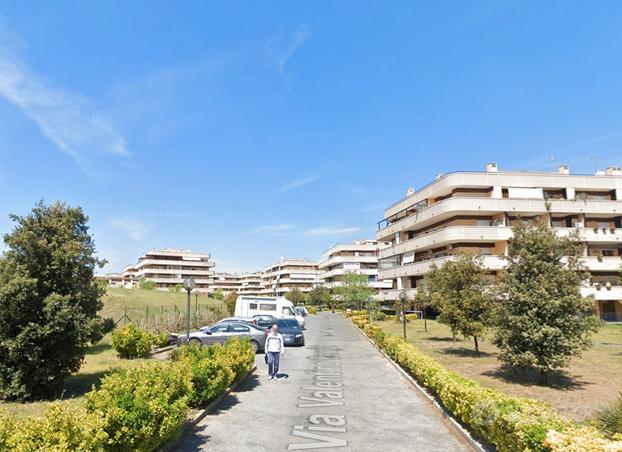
1,287 -> 226,418
376,318 -> 622,422
101,287 -> 223,323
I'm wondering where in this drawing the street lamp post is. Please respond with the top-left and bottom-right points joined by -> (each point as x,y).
194,289 -> 199,321
183,278 -> 196,344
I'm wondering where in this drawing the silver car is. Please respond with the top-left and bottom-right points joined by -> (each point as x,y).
179,320 -> 267,353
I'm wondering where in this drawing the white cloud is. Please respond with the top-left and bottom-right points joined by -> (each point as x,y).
249,224 -> 295,236
279,175 -> 319,192
303,226 -> 361,237
107,216 -> 150,241
266,24 -> 313,89
343,183 -> 368,196
0,34 -> 129,175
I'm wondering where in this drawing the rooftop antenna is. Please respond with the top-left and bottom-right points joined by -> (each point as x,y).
591,156 -> 600,173
545,154 -> 557,172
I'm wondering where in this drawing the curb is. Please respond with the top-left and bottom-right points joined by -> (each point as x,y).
352,324 -> 491,452
164,365 -> 257,451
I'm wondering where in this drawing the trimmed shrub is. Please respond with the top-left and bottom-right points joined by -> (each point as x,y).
6,403 -> 107,451
85,361 -> 191,451
112,324 -> 154,359
351,316 -> 620,452
153,332 -> 171,348
308,306 -> 318,315
220,337 -> 256,380
372,312 -> 387,321
0,413 -> 14,450
171,344 -> 235,407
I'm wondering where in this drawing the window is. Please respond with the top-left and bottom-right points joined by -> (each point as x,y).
230,324 -> 250,333
282,307 -> 294,316
475,219 -> 491,226
212,323 -> 229,333
259,303 -> 277,311
379,255 -> 400,269
249,303 -> 258,310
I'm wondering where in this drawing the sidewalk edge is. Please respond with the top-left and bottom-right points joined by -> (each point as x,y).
163,365 -> 257,451
353,325 -> 491,452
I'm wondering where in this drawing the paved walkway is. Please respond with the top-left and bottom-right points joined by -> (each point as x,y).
176,313 -> 470,452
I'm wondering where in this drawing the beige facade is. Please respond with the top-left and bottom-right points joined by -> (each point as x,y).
376,163 -> 622,321
210,273 -> 241,296
131,248 -> 215,293
319,240 -> 393,290
261,258 -> 320,297
238,272 -> 264,295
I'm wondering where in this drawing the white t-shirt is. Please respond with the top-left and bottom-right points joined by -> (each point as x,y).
265,333 -> 284,353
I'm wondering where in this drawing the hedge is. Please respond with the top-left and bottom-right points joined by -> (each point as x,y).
0,337 -> 256,451
350,315 -> 622,452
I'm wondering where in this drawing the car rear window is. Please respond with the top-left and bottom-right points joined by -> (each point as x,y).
277,319 -> 299,327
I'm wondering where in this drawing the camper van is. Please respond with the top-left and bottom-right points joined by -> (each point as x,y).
234,296 -> 305,328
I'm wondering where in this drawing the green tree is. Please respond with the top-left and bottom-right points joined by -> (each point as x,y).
424,253 -> 493,356
212,288 -> 224,301
138,278 -> 156,290
285,287 -> 308,304
169,284 -> 182,293
334,273 -> 374,310
493,221 -> 601,374
0,201 -> 106,400
224,291 -> 237,314
308,286 -> 332,306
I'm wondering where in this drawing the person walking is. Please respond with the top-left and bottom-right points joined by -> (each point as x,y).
265,324 -> 284,380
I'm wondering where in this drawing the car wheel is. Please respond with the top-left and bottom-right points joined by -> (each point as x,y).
250,340 -> 260,353
189,338 -> 202,346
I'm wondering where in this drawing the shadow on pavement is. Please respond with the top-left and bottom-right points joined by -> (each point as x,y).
175,374 -> 262,450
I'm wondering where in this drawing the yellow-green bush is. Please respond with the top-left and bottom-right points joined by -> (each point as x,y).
345,310 -> 366,318
171,344 -> 235,407
219,337 -> 256,380
308,306 -> 317,315
5,403 -> 107,451
353,316 -> 621,452
0,337 -> 256,451
111,324 -> 155,359
85,361 -> 191,451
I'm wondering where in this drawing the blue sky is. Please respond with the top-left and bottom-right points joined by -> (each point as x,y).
1,1 -> 622,273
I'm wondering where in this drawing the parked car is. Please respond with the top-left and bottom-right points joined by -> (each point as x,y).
252,314 -> 279,329
218,316 -> 257,324
294,306 -> 308,317
276,318 -> 305,346
178,320 -> 267,352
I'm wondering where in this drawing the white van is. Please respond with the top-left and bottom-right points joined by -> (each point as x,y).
234,296 -> 305,328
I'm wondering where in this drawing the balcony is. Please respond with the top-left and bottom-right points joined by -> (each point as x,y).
135,258 -> 214,269
378,255 -> 506,280
320,267 -> 378,280
379,226 -> 512,259
580,256 -> 622,271
318,255 -> 378,269
377,197 -> 622,241
379,226 -> 622,259
383,171 -> 622,219
582,286 -> 622,301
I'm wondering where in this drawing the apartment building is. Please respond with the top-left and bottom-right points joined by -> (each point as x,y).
376,163 -> 622,321
238,272 -> 264,296
261,258 -> 320,297
319,240 -> 393,290
210,273 -> 241,296
95,273 -> 125,288
121,265 -> 139,288
131,248 -> 215,293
